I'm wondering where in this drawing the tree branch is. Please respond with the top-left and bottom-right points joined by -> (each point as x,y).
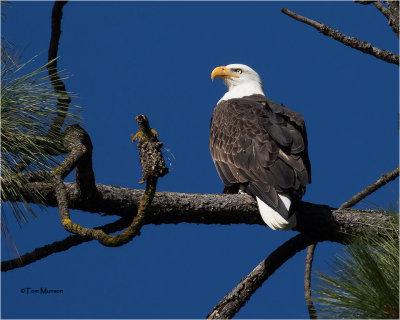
4,182 -> 394,241
304,244 -> 317,319
384,0 -> 399,37
63,125 -> 96,198
53,115 -> 168,247
47,0 -> 71,135
209,162 -> 399,319
281,7 -> 399,65
354,1 -> 375,4
373,1 -> 392,21
303,166 -> 399,318
11,1 -> 71,174
339,166 -> 399,209
2,113 -> 169,267
206,233 -> 324,319
3,166 -> 395,269
355,1 -> 399,37
1,216 -> 131,272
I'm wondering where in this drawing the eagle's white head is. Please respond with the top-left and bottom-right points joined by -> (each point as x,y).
211,63 -> 265,102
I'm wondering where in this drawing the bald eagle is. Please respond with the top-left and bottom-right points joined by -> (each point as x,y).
210,64 -> 311,230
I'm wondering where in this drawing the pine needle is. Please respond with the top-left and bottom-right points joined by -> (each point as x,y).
313,213 -> 399,319
1,44 -> 80,228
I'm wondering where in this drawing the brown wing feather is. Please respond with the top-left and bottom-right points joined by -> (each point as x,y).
210,94 -> 311,218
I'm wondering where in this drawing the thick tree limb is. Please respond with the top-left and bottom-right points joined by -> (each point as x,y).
206,233 -> 324,319
3,167 -> 394,269
281,7 -> 399,65
5,183 -> 394,241
339,166 -> 399,209
2,186 -> 393,270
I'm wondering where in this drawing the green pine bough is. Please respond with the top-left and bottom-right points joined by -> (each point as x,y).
313,213 -> 399,319
1,46 -> 80,227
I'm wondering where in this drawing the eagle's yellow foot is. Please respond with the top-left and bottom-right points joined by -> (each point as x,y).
151,129 -> 159,137
138,180 -> 145,184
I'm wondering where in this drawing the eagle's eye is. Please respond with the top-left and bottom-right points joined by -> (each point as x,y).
233,68 -> 242,74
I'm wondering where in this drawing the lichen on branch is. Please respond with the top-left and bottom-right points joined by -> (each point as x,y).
54,115 -> 168,247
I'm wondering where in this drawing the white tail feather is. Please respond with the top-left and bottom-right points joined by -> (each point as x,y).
256,194 -> 296,230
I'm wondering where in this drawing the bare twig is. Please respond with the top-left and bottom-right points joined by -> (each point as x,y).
281,7 -> 399,65
12,1 -> 71,174
47,0 -> 71,135
1,216 -> 131,272
339,166 -> 399,209
384,0 -> 399,37
207,233 -> 323,319
355,1 -> 399,37
304,244 -> 317,319
54,115 -> 168,247
286,3 -> 398,315
373,1 -> 392,20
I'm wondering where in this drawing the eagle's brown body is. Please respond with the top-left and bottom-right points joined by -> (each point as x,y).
210,94 -> 311,219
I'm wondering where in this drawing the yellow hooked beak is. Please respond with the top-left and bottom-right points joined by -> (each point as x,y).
211,66 -> 239,81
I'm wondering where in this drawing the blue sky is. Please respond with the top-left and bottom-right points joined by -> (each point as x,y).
2,1 -> 398,319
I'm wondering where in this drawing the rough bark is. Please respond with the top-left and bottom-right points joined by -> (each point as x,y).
6,182 -> 393,242
281,7 -> 399,65
384,0 -> 399,37
355,1 -> 399,38
52,115 -> 168,247
304,243 -> 317,319
63,125 -> 96,199
206,233 -> 323,319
